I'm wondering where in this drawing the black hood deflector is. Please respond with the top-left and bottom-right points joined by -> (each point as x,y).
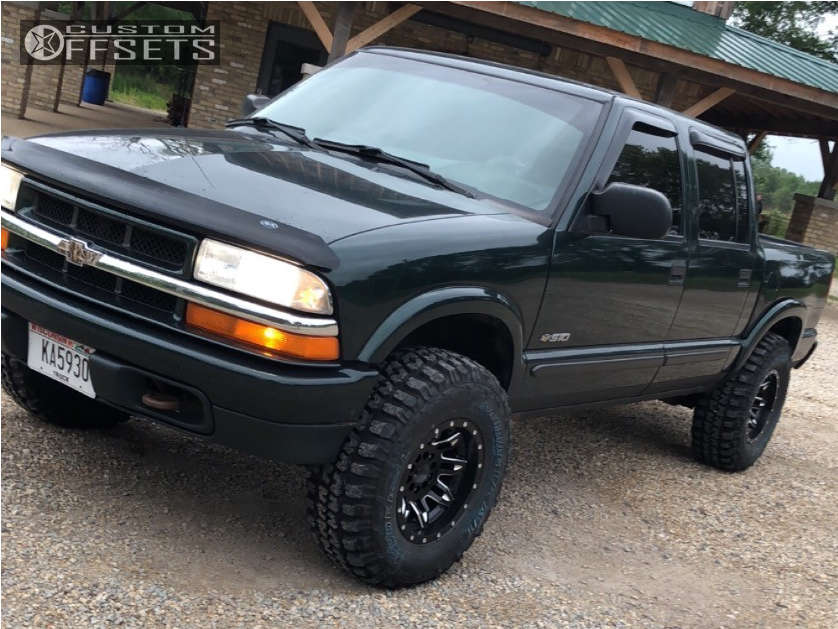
1,136 -> 339,270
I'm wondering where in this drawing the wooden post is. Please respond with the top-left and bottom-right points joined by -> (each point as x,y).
101,1 -> 112,71
747,131 -> 767,155
298,1 -> 333,51
18,2 -> 43,118
605,56 -> 641,99
817,140 -> 838,200
53,2 -> 81,111
345,4 -> 422,53
328,2 -> 356,62
682,87 -> 735,117
77,2 -> 102,105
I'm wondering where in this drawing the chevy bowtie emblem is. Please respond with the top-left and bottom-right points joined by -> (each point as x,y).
57,237 -> 101,267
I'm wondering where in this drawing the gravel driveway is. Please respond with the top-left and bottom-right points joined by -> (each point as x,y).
3,307 -> 837,628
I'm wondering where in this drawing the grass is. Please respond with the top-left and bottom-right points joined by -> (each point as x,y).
109,71 -> 171,112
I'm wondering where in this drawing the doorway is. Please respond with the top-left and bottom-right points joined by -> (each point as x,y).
257,23 -> 327,97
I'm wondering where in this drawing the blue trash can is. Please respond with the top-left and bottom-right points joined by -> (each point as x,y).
81,69 -> 111,105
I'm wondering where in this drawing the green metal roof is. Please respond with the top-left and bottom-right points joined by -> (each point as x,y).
520,1 -> 838,94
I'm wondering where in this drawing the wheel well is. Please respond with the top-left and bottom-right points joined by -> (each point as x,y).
767,316 -> 802,350
395,314 -> 514,390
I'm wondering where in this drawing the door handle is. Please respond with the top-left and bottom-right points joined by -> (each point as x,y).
669,261 -> 687,285
737,268 -> 753,288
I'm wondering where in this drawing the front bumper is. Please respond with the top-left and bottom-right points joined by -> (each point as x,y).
1,269 -> 378,464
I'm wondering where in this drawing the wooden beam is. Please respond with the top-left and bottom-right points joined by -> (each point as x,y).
450,1 -> 838,113
747,131 -> 767,155
654,73 -> 678,108
346,4 -> 422,53
700,113 -> 838,138
425,2 -> 838,121
328,2 -> 356,62
605,56 -> 641,99
682,87 -> 735,118
298,1 -> 333,51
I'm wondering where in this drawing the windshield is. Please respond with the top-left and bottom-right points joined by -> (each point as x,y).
258,52 -> 603,211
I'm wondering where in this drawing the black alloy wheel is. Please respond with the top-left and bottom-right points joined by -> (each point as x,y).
396,418 -> 485,545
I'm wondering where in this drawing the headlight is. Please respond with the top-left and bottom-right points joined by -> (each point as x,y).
194,239 -> 333,315
0,164 -> 24,211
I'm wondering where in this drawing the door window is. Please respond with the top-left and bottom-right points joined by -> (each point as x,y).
732,159 -> 750,242
696,149 -> 740,242
607,126 -> 683,235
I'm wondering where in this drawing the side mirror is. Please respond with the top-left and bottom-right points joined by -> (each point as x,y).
241,93 -> 270,116
589,182 -> 672,239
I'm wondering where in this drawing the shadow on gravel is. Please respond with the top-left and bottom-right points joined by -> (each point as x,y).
3,397 -> 697,591
512,403 -> 695,465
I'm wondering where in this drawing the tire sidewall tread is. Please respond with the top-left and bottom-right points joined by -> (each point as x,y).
306,346 -> 510,588
692,333 -> 791,471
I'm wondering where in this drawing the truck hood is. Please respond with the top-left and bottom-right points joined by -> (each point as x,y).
2,129 -> 507,270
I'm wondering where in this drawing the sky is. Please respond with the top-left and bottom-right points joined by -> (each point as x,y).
765,12 -> 838,182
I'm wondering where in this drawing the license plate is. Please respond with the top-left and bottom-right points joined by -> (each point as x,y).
27,323 -> 96,398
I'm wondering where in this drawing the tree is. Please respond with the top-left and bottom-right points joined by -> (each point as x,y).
730,2 -> 838,62
749,137 -> 774,163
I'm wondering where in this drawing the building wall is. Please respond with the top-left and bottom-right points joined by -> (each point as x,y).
1,1 -> 38,114
0,0 -> 722,130
1,1 -> 117,115
188,1 -> 661,128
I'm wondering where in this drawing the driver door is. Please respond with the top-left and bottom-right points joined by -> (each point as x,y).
524,111 -> 688,409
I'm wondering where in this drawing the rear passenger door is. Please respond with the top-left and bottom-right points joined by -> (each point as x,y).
668,131 -> 757,340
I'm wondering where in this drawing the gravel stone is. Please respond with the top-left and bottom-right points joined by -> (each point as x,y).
2,306 -> 837,627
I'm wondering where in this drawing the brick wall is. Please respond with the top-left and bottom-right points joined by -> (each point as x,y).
1,2 -> 115,115
189,3 -> 271,129
786,194 -> 838,297
787,194 -> 838,254
1,1 -> 37,114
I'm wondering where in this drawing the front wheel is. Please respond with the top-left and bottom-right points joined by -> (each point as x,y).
307,347 -> 510,588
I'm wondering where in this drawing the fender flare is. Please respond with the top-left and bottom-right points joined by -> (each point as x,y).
358,286 -> 525,381
732,298 -> 806,372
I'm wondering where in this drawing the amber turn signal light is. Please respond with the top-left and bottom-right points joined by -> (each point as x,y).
185,302 -> 339,361
1,228 -> 8,250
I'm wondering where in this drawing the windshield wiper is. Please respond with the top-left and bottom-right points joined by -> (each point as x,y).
312,138 -> 474,198
225,117 -> 319,150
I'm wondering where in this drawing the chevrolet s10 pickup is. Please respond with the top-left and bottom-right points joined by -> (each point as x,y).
1,48 -> 834,587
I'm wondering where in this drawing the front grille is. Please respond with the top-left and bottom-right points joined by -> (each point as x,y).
21,241 -> 180,317
7,181 -> 198,325
130,226 -> 187,267
24,182 -> 195,274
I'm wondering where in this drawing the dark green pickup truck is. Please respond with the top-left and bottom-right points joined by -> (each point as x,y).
1,48 -> 834,587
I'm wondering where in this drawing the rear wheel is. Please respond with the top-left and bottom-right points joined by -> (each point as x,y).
307,347 -> 510,588
692,333 -> 791,471
1,353 -> 126,429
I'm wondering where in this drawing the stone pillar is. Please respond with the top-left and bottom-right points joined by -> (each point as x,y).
187,2 -> 272,129
786,194 -> 838,297
786,194 -> 838,253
